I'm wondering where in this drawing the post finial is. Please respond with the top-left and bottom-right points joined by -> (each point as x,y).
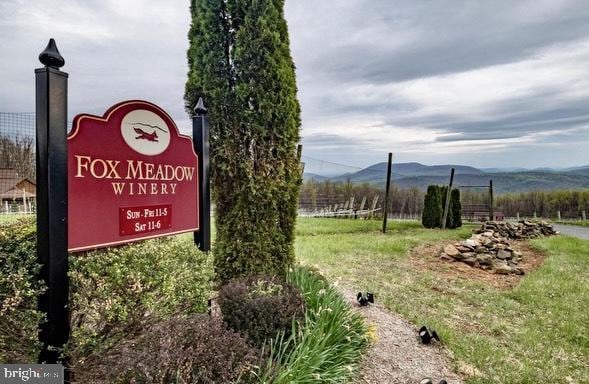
194,97 -> 207,115
39,38 -> 65,69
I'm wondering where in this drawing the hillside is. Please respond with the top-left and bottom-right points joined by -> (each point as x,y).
303,162 -> 589,193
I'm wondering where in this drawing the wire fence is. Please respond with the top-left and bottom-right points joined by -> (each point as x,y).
2,112 -> 586,224
1,112 -> 37,222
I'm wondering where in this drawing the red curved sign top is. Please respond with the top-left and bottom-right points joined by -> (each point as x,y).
68,100 -> 199,252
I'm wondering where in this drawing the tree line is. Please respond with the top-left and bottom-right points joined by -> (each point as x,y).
300,179 -> 588,219
300,179 -> 424,216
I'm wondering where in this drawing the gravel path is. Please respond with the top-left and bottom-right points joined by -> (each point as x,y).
339,287 -> 463,384
553,224 -> 589,240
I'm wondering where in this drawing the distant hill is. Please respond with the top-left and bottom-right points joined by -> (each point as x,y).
304,162 -> 589,193
303,172 -> 328,182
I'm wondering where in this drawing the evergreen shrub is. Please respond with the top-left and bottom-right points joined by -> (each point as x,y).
218,274 -> 305,347
422,185 -> 462,229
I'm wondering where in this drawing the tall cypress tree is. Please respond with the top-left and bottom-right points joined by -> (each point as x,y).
422,185 -> 442,228
185,0 -> 301,282
451,188 -> 462,228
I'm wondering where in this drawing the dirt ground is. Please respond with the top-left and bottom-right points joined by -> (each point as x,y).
410,240 -> 546,289
340,286 -> 462,384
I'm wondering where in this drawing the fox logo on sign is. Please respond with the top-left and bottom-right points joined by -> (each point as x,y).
68,100 -> 199,252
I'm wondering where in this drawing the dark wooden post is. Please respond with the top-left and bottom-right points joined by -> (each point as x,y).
297,144 -> 305,176
35,39 -> 70,365
382,152 -> 392,233
489,179 -> 494,221
441,168 -> 455,229
193,98 -> 210,252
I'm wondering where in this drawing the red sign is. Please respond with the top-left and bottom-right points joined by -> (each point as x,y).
68,100 -> 198,252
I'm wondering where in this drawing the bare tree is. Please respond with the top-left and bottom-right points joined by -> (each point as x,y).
0,135 -> 35,179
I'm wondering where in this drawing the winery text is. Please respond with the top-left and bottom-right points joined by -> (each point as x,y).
74,155 -> 196,196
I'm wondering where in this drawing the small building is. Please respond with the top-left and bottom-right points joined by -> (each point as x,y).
0,168 -> 36,213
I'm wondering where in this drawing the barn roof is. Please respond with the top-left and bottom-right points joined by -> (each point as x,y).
0,168 -> 35,195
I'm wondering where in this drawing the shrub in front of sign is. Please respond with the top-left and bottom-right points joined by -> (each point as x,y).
186,0 -> 302,282
75,314 -> 263,383
68,237 -> 213,358
218,274 -> 305,347
0,218 -> 44,363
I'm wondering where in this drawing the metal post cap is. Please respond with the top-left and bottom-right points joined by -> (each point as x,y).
194,97 -> 207,114
39,38 -> 65,69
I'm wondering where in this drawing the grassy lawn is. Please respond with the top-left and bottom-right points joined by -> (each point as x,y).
295,217 -> 589,383
556,220 -> 589,227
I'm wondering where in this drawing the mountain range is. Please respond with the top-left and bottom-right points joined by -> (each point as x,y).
303,162 -> 589,194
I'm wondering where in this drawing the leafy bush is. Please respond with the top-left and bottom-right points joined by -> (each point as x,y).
75,314 -> 263,384
68,237 -> 213,361
0,218 -> 44,362
218,274 -> 305,347
0,217 -> 213,364
258,267 -> 369,383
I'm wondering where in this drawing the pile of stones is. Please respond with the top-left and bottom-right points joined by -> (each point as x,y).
440,221 -> 557,275
475,220 -> 557,239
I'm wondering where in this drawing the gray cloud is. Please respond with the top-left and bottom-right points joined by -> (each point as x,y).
0,1 -> 588,169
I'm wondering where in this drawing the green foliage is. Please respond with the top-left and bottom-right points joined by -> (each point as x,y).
0,218 -> 44,362
218,274 -> 305,347
186,0 -> 301,282
257,267 -> 369,383
451,188 -> 462,228
68,237 -> 213,360
422,185 -> 443,228
0,218 -> 213,364
422,185 -> 461,229
76,314 -> 263,384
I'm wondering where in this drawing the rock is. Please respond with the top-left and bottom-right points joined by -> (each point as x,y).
464,239 -> 478,248
463,257 -> 477,267
493,262 -> 513,275
440,252 -> 453,261
496,249 -> 512,260
475,246 -> 487,254
456,245 -> 473,253
476,253 -> 494,265
444,244 -> 460,257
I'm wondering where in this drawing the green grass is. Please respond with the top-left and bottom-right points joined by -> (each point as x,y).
556,220 -> 589,227
295,218 -> 589,383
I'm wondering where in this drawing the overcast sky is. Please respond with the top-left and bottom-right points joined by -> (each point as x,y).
1,1 -> 589,169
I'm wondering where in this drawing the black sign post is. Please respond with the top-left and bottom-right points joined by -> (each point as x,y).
35,38 -> 70,367
193,97 -> 210,252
